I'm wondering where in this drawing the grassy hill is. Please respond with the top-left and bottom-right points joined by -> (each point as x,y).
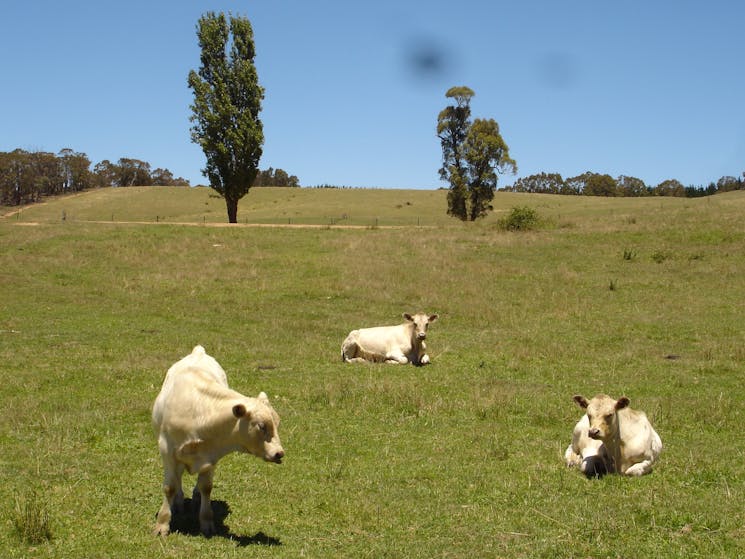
1,187 -> 744,558
4,186 -> 452,226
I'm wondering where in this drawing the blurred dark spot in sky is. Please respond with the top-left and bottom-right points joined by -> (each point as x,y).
537,52 -> 579,89
401,35 -> 456,83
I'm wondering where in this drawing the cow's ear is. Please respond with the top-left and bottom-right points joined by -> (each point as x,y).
573,395 -> 589,409
258,391 -> 270,405
232,404 -> 249,419
403,313 -> 413,322
615,397 -> 630,410
428,314 -> 438,323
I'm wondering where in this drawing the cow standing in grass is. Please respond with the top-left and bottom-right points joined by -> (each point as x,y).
341,312 -> 438,365
152,345 -> 284,536
565,393 -> 662,477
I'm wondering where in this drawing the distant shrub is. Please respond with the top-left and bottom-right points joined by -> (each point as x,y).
623,249 -> 637,261
498,206 -> 541,231
12,490 -> 52,544
651,250 -> 671,264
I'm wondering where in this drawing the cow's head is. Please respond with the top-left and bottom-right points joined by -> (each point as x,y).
232,392 -> 284,464
404,312 -> 438,341
573,394 -> 629,441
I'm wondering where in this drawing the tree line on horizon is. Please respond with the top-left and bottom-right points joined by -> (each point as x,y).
0,148 -> 300,207
0,148 -> 189,206
502,170 -> 745,198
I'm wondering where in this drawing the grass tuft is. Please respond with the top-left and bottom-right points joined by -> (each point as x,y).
11,489 -> 52,545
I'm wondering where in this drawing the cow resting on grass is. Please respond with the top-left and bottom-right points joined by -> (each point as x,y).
341,312 -> 438,365
565,393 -> 662,477
152,345 -> 284,537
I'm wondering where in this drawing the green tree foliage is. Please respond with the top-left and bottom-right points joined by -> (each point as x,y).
0,149 -> 90,205
463,118 -> 517,220
653,178 -> 685,197
437,86 -> 473,185
116,158 -> 152,186
512,172 -> 564,194
437,86 -> 515,220
254,167 -> 300,187
0,149 -> 187,206
617,175 -> 648,197
188,12 -> 264,223
715,175 -> 743,192
584,173 -> 618,196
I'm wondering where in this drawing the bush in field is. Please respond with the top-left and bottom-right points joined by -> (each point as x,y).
12,490 -> 52,544
498,205 -> 540,231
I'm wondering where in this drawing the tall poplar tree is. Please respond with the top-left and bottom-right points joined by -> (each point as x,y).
188,12 -> 264,223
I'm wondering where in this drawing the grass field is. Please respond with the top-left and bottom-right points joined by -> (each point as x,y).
1,187 -> 744,558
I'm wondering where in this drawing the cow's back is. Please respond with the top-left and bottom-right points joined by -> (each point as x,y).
153,345 -> 231,434
355,324 -> 410,353
618,408 -> 662,458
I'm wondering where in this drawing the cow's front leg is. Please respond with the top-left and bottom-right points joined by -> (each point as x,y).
564,444 -> 582,468
623,459 -> 654,476
154,461 -> 182,537
417,341 -> 431,365
172,463 -> 185,513
196,468 -> 216,536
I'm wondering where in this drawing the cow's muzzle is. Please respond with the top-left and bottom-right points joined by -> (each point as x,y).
266,450 -> 284,464
588,428 -> 601,440
417,333 -> 427,340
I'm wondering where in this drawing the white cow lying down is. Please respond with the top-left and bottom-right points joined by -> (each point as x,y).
565,393 -> 662,477
341,312 -> 438,365
152,345 -> 284,536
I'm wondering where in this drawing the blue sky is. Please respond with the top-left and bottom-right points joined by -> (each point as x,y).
3,1 -> 743,189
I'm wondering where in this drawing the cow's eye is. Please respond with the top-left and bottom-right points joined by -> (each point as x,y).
605,414 -> 614,421
257,422 -> 266,433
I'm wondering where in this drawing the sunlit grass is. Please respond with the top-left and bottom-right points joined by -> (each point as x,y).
1,188 -> 744,557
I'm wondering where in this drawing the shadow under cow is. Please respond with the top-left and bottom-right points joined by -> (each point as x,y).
166,498 -> 282,547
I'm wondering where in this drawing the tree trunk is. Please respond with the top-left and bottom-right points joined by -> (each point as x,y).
226,196 -> 239,223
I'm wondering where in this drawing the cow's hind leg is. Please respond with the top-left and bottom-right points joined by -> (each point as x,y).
195,469 -> 216,536
385,351 -> 408,364
341,334 -> 359,362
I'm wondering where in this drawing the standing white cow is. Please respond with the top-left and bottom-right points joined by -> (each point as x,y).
152,345 -> 284,537
565,393 -> 662,477
341,313 -> 438,365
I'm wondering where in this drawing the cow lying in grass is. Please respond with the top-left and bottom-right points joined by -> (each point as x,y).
152,345 -> 284,536
565,393 -> 662,477
341,312 -> 438,365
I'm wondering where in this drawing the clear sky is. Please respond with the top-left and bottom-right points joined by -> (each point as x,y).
3,1 -> 743,189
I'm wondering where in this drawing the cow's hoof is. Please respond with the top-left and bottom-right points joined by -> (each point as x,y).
200,522 -> 216,537
153,523 -> 170,537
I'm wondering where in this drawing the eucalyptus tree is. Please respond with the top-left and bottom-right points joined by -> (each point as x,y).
463,118 -> 516,220
437,86 -> 473,219
188,12 -> 264,223
513,172 -> 565,194
437,87 -> 516,220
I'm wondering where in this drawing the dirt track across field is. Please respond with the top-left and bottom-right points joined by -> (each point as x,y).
3,218 -> 423,230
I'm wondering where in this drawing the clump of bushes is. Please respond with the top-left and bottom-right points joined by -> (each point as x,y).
497,206 -> 541,231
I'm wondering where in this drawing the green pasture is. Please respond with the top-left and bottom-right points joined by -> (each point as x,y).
1,188 -> 744,558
